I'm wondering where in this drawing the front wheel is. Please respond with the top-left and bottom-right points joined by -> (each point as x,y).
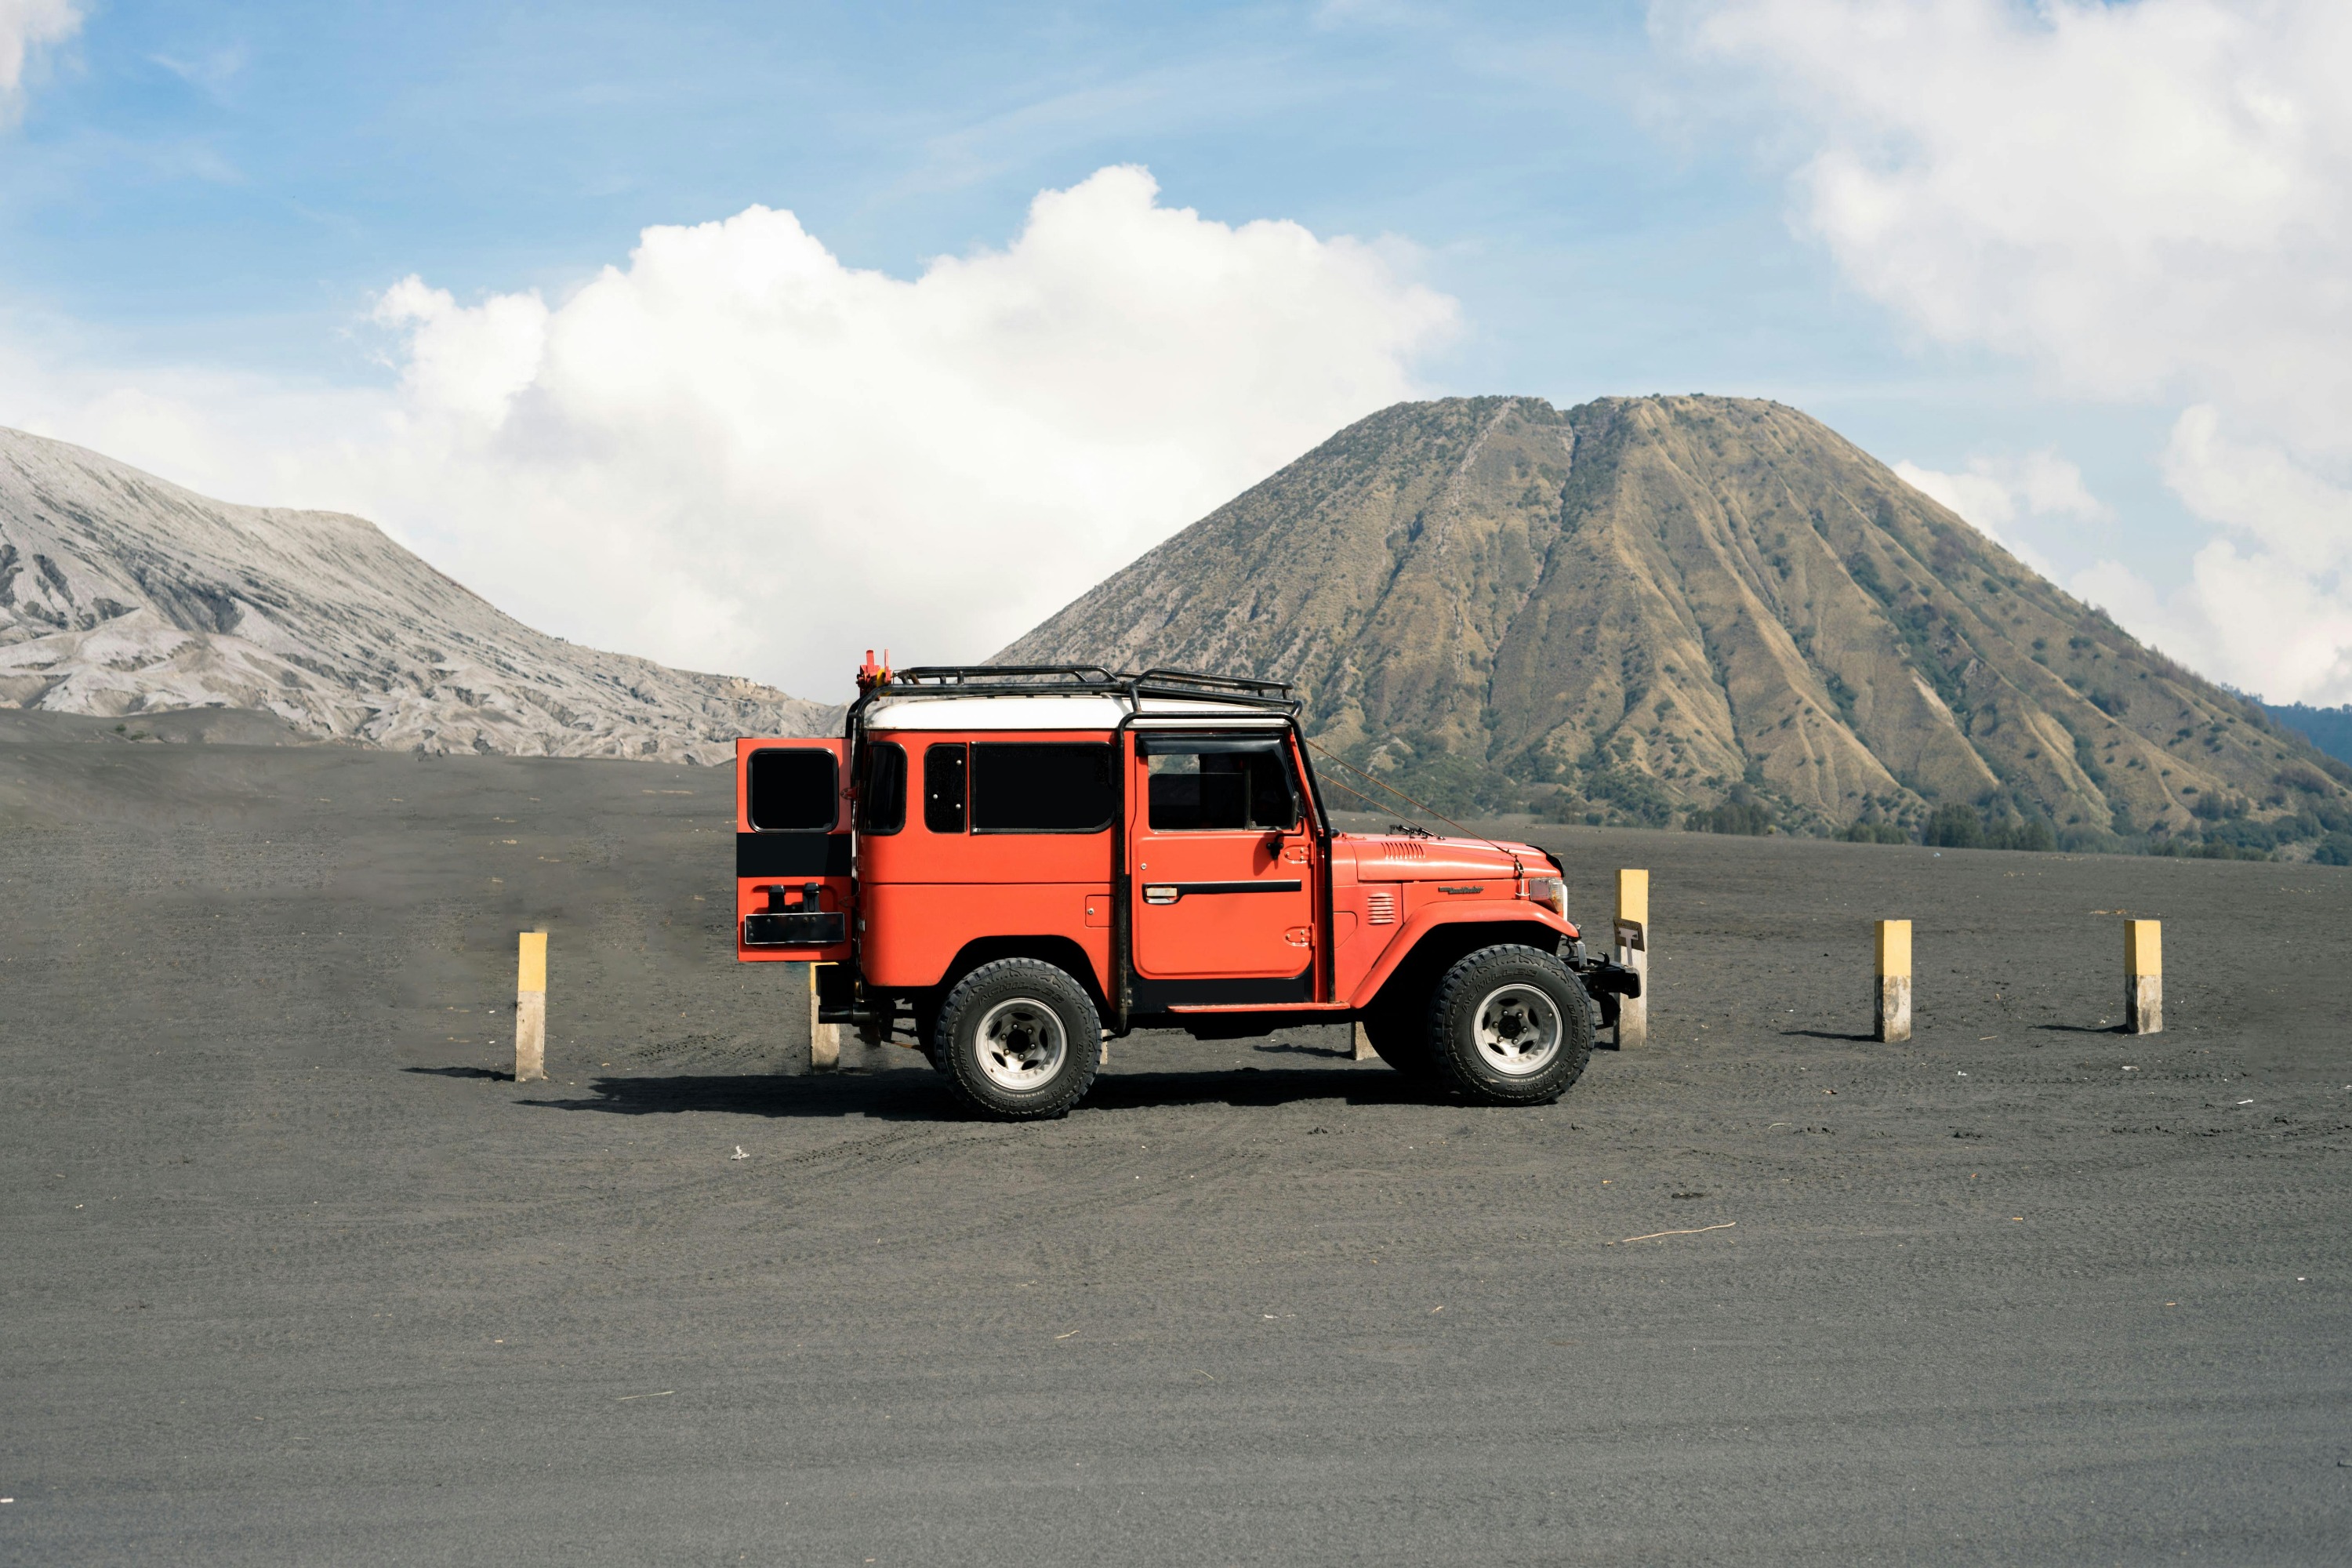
931,959 -> 1101,1119
1428,945 -> 1592,1105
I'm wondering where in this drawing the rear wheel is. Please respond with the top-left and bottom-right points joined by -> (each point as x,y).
1428,945 -> 1592,1105
931,959 -> 1100,1119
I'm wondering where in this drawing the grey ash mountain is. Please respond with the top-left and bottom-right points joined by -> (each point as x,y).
1004,394 -> 2352,852
0,427 -> 837,762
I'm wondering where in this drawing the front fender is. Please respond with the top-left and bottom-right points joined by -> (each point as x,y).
1343,902 -> 1572,1011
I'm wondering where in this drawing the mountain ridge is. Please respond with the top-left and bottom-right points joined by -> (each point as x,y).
0,427 -> 840,762
1004,394 -> 2352,855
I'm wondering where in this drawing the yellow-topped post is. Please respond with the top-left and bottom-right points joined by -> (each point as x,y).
514,931 -> 548,1083
1875,920 -> 1911,1042
2125,920 -> 2162,1034
1614,869 -> 1649,1048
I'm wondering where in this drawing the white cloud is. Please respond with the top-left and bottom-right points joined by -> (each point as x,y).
1894,448 -> 2104,571
2161,403 -> 2352,578
4,166 -> 1455,700
0,0 -> 78,118
374,277 -> 549,431
1674,0 -> 2352,702
150,44 -> 248,98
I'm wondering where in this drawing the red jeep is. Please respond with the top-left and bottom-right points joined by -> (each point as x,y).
733,662 -> 1636,1119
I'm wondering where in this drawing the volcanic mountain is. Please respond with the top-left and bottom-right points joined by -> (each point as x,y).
1004,395 -> 2351,847
0,428 -> 837,763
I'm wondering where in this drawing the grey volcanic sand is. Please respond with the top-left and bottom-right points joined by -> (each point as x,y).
3,720 -> 2348,1563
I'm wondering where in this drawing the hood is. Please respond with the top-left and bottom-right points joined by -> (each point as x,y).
1337,832 -> 1543,884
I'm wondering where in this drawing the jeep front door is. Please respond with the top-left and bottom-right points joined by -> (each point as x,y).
1128,733 -> 1315,984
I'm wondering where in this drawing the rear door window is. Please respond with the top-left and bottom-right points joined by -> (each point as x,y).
858,742 -> 907,833
972,742 -> 1116,833
746,748 -> 839,831
924,742 -> 968,834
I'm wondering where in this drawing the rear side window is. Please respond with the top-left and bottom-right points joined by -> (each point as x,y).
857,742 -> 906,833
1142,736 -> 1299,831
746,748 -> 838,830
924,742 -> 967,834
972,743 -> 1116,833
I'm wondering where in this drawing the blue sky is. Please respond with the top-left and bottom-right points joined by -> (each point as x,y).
2,4 -> 2013,407
1,2 -> 2342,703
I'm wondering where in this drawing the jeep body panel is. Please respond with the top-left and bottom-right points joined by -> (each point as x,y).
855,724 -> 1120,997
1325,833 -> 1557,1007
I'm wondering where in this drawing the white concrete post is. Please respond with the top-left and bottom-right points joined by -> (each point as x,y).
1352,1021 -> 1377,1062
1614,869 -> 1649,1048
2125,920 -> 2162,1035
514,931 -> 547,1083
808,962 -> 842,1071
1875,920 -> 1911,1044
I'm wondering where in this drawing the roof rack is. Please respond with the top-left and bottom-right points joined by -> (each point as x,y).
855,663 -> 1298,720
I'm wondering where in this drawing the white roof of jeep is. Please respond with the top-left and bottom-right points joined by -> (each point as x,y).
862,691 -> 1293,732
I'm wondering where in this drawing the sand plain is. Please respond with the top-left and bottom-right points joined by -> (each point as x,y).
2,717 -> 2347,1563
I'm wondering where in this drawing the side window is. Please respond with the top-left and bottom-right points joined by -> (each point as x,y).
1143,738 -> 1299,831
746,748 -> 838,831
972,743 -> 1116,833
923,742 -> 967,834
857,741 -> 906,834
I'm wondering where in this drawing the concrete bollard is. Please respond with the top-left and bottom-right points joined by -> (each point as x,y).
2125,920 -> 2162,1035
1875,920 -> 1911,1043
514,931 -> 547,1083
808,962 -> 842,1071
1352,1021 -> 1377,1062
1614,869 -> 1649,1048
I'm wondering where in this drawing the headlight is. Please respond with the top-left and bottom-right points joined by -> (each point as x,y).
1523,875 -> 1565,915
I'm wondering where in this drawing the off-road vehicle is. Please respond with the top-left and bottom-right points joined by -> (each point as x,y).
733,659 -> 1635,1119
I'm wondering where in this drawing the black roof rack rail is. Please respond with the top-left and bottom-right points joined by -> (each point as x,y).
1120,667 -> 1294,699
895,664 -> 1117,686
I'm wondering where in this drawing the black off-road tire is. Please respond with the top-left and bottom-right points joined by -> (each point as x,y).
931,959 -> 1101,1120
1426,945 -> 1592,1105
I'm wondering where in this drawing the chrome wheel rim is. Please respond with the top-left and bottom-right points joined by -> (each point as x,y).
1472,983 -> 1563,1076
975,998 -> 1068,1091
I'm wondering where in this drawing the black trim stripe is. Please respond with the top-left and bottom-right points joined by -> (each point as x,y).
735,832 -> 851,878
1129,968 -> 1315,1011
1145,879 -> 1303,898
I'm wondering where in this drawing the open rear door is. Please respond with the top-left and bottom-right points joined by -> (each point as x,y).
735,737 -> 852,964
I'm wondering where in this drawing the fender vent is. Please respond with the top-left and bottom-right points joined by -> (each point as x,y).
1366,890 -> 1396,925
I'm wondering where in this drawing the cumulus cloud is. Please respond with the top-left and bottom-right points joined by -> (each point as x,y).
2091,403 -> 2352,700
0,0 -> 78,118
1894,448 -> 2105,571
1674,0 -> 2352,701
9,166 -> 1456,699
